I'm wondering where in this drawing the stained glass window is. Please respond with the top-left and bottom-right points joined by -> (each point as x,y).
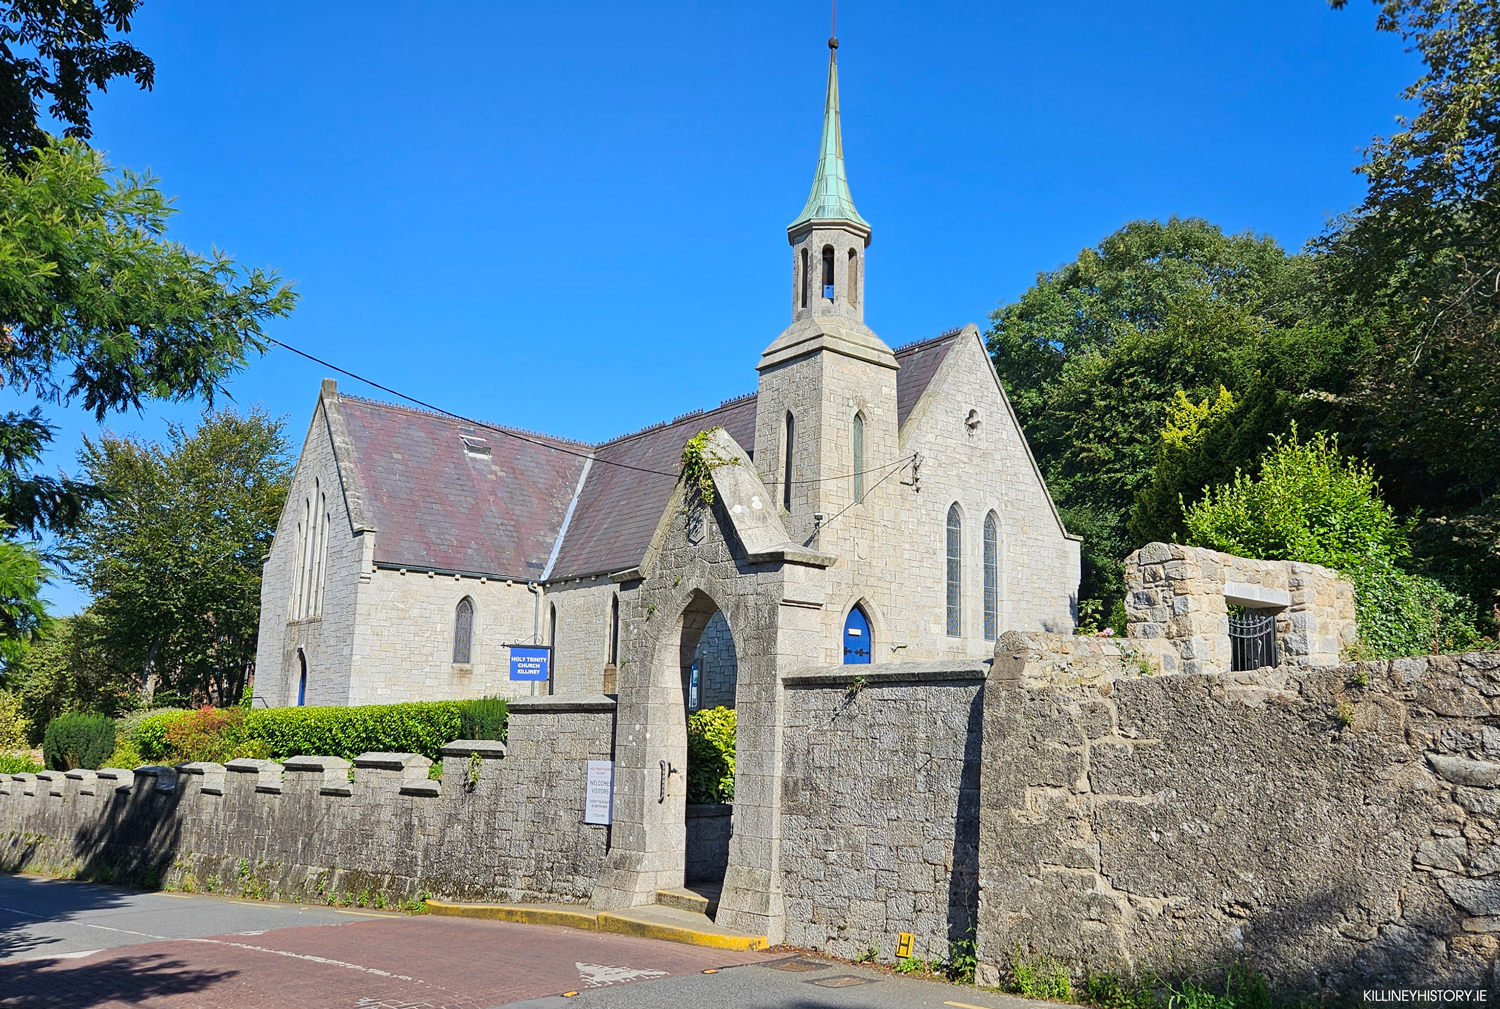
946,504 -> 963,637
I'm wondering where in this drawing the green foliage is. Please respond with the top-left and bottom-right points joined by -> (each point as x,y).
127,708 -> 189,762
0,687 -> 26,747
1131,387 -> 1240,546
128,701 -> 467,764
1348,556 -> 1486,658
1009,947 -> 1072,1000
64,409 -> 293,706
244,702 -> 463,763
1183,430 -> 1407,571
0,752 -> 42,774
42,711 -> 115,770
0,0 -> 155,165
685,705 -> 735,804
457,696 -> 508,741
0,138 -> 297,664
679,428 -> 737,506
987,217 -> 1344,613
945,936 -> 978,985
1184,430 -> 1486,656
5,611 -> 138,740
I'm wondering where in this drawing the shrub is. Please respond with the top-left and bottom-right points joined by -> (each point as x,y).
1184,429 -> 1485,657
244,701 -> 464,763
0,753 -> 43,774
686,706 -> 735,804
130,709 -> 192,761
1348,557 -> 1486,658
1183,429 -> 1406,571
103,735 -> 143,770
43,713 -> 117,770
163,707 -> 253,764
0,688 -> 28,748
458,696 -> 508,741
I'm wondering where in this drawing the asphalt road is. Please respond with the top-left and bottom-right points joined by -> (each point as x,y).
0,873 -> 1053,1008
0,871 -> 389,963
508,955 -> 1049,1009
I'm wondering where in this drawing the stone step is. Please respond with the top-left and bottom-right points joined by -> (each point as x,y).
654,882 -> 721,917
425,897 -> 766,951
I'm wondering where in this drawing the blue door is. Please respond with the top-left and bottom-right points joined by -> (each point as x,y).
843,607 -> 871,664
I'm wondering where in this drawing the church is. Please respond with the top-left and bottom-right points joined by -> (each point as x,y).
253,40 -> 1080,712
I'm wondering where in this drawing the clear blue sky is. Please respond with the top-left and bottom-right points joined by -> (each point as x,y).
15,0 -> 1417,614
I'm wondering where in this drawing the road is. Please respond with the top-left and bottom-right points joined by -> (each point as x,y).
0,873 -> 1049,1008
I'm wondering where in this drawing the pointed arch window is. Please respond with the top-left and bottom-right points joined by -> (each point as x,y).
821,246 -> 835,299
296,649 -> 308,707
782,412 -> 795,512
290,478 -> 330,621
946,504 -> 963,637
847,248 -> 859,308
983,512 -> 1000,641
608,594 -> 620,667
453,596 -> 475,664
852,412 -> 865,504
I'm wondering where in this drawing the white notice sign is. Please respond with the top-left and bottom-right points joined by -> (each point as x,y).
584,760 -> 614,825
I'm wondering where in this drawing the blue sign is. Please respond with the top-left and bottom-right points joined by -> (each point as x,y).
509,646 -> 550,682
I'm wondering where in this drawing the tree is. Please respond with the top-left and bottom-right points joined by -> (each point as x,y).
1,0 -> 154,166
2,608 -> 133,739
0,140 -> 296,657
64,409 -> 292,706
987,217 -> 1351,616
1322,0 -> 1500,617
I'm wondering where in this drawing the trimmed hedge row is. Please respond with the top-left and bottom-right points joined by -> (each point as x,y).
131,698 -> 507,766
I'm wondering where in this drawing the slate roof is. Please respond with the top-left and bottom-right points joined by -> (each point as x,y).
547,396 -> 758,581
326,331 -> 960,583
337,397 -> 590,579
894,329 -> 961,428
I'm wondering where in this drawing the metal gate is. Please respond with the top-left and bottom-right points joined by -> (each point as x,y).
1229,608 -> 1277,671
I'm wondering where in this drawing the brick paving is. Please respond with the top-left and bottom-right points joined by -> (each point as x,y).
0,915 -> 772,1009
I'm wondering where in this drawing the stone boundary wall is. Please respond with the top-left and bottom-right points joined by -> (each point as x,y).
778,660 -> 990,962
1124,542 -> 1356,675
975,636 -> 1500,995
0,695 -> 617,906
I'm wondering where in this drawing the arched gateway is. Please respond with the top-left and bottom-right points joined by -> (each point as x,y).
587,429 -> 834,943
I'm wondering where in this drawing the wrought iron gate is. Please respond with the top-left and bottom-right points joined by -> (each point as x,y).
1228,608 -> 1277,671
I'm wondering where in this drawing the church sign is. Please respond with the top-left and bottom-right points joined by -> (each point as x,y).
508,646 -> 550,682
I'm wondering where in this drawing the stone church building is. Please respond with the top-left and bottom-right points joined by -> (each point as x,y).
253,44 -> 1081,714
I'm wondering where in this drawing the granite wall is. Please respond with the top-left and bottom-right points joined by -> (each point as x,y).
0,695 -> 616,906
777,660 -> 990,962
975,633 -> 1500,995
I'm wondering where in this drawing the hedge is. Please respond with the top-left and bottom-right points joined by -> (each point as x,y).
43,712 -> 117,770
686,706 -> 735,804
129,698 -> 508,766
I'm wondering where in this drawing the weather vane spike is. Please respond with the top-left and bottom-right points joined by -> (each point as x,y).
830,0 -> 837,49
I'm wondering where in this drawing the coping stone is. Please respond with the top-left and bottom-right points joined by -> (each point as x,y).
781,659 -> 991,687
508,693 -> 618,714
439,739 -> 508,759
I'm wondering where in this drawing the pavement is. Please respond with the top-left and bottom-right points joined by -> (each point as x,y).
0,873 -> 1050,1008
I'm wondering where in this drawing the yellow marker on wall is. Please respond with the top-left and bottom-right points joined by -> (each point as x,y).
895,932 -> 914,958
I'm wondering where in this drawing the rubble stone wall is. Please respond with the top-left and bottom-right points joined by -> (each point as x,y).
976,632 -> 1500,995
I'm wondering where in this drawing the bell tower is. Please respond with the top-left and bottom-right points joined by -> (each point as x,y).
755,36 -> 899,547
